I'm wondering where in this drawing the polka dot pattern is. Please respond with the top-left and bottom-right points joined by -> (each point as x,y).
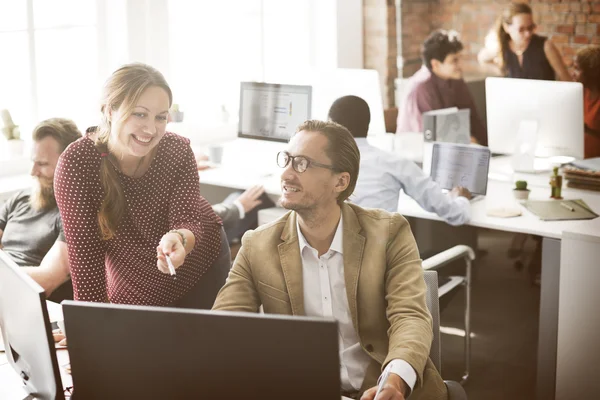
54,132 -> 223,306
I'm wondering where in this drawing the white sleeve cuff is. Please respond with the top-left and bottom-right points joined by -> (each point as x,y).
378,359 -> 417,393
233,199 -> 245,220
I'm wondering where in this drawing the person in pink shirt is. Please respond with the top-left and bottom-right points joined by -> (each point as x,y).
397,30 -> 487,145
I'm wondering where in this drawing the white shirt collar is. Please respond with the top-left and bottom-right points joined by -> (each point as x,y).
354,138 -> 369,147
296,213 -> 344,255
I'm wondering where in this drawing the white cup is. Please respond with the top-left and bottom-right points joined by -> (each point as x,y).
208,145 -> 224,165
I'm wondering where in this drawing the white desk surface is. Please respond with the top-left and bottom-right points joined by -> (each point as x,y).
200,156 -> 600,241
397,179 -> 600,240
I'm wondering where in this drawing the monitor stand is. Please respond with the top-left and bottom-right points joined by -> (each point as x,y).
512,120 -> 544,173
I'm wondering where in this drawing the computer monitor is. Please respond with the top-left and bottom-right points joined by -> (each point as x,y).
0,250 -> 64,400
62,301 -> 340,400
238,82 -> 312,143
486,77 -> 584,159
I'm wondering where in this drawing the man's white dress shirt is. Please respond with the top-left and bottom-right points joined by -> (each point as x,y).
351,138 -> 470,226
297,216 -> 417,393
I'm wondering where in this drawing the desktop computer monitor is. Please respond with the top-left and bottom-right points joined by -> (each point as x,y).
0,250 -> 64,400
62,301 -> 340,400
238,82 -> 312,143
486,77 -> 584,159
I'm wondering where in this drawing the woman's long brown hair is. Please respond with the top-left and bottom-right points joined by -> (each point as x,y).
495,3 -> 533,74
95,63 -> 172,240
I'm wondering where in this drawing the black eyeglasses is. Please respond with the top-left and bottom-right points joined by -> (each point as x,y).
276,151 -> 336,173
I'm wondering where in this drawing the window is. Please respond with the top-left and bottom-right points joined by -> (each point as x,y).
167,0 -> 320,126
0,0 -> 104,144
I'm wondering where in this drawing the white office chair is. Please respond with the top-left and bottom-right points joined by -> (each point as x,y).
423,245 -> 475,385
423,270 -> 468,400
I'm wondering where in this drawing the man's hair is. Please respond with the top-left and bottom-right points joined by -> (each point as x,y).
576,45 -> 600,93
422,29 -> 464,70
32,118 -> 82,152
295,120 -> 360,205
327,95 -> 370,139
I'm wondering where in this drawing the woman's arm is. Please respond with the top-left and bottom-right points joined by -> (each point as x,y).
163,142 -> 223,275
544,40 -> 572,81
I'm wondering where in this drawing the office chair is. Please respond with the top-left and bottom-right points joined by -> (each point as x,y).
423,245 -> 475,385
423,270 -> 468,400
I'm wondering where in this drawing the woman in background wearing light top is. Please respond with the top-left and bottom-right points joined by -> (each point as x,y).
54,63 -> 228,308
573,45 -> 600,159
478,2 -> 571,81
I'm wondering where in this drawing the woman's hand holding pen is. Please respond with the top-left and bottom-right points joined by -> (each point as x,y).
157,231 -> 186,275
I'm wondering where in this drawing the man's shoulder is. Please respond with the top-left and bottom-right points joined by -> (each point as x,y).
347,203 -> 408,231
60,136 -> 97,166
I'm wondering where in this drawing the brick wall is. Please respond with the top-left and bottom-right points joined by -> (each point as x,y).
365,0 -> 600,106
363,0 -> 398,108
432,0 -> 600,68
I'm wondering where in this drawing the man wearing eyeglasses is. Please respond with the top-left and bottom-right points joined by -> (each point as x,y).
397,29 -> 488,146
213,120 -> 447,400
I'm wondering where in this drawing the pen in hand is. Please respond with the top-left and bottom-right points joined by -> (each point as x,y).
375,365 -> 392,399
165,254 -> 177,278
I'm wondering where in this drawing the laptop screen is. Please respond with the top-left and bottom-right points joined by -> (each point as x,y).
238,82 -> 312,143
430,142 -> 491,195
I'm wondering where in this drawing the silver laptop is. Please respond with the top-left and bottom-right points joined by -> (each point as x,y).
62,301 -> 340,400
430,142 -> 491,202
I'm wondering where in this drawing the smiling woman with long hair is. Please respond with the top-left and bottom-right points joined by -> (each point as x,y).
478,2 -> 571,81
54,63 -> 228,307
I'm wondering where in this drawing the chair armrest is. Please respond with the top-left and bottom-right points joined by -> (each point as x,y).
445,380 -> 468,400
422,245 -> 475,271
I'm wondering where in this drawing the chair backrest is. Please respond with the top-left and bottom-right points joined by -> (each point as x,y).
423,270 -> 442,374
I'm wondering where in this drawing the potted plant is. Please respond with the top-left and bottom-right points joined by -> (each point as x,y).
1,109 -> 24,159
170,104 -> 184,123
513,180 -> 530,200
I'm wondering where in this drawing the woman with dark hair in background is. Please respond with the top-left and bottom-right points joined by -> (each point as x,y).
478,2 -> 571,81
573,45 -> 600,159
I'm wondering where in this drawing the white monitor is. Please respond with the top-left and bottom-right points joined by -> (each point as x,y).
486,77 -> 584,159
238,82 -> 312,143
262,68 -> 386,136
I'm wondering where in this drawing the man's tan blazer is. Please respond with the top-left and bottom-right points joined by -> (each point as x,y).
213,203 -> 447,399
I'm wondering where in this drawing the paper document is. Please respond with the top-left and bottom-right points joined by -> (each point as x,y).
430,142 -> 491,195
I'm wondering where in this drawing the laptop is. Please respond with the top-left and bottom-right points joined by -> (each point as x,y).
62,301 -> 340,400
0,250 -> 65,400
429,142 -> 491,203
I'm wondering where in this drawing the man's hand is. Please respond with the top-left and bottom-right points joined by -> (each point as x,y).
195,153 -> 212,171
237,185 -> 265,213
450,186 -> 472,200
360,374 -> 407,400
53,329 -> 67,347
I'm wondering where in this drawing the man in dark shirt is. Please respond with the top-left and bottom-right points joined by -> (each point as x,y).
0,118 -> 81,302
397,30 -> 488,145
